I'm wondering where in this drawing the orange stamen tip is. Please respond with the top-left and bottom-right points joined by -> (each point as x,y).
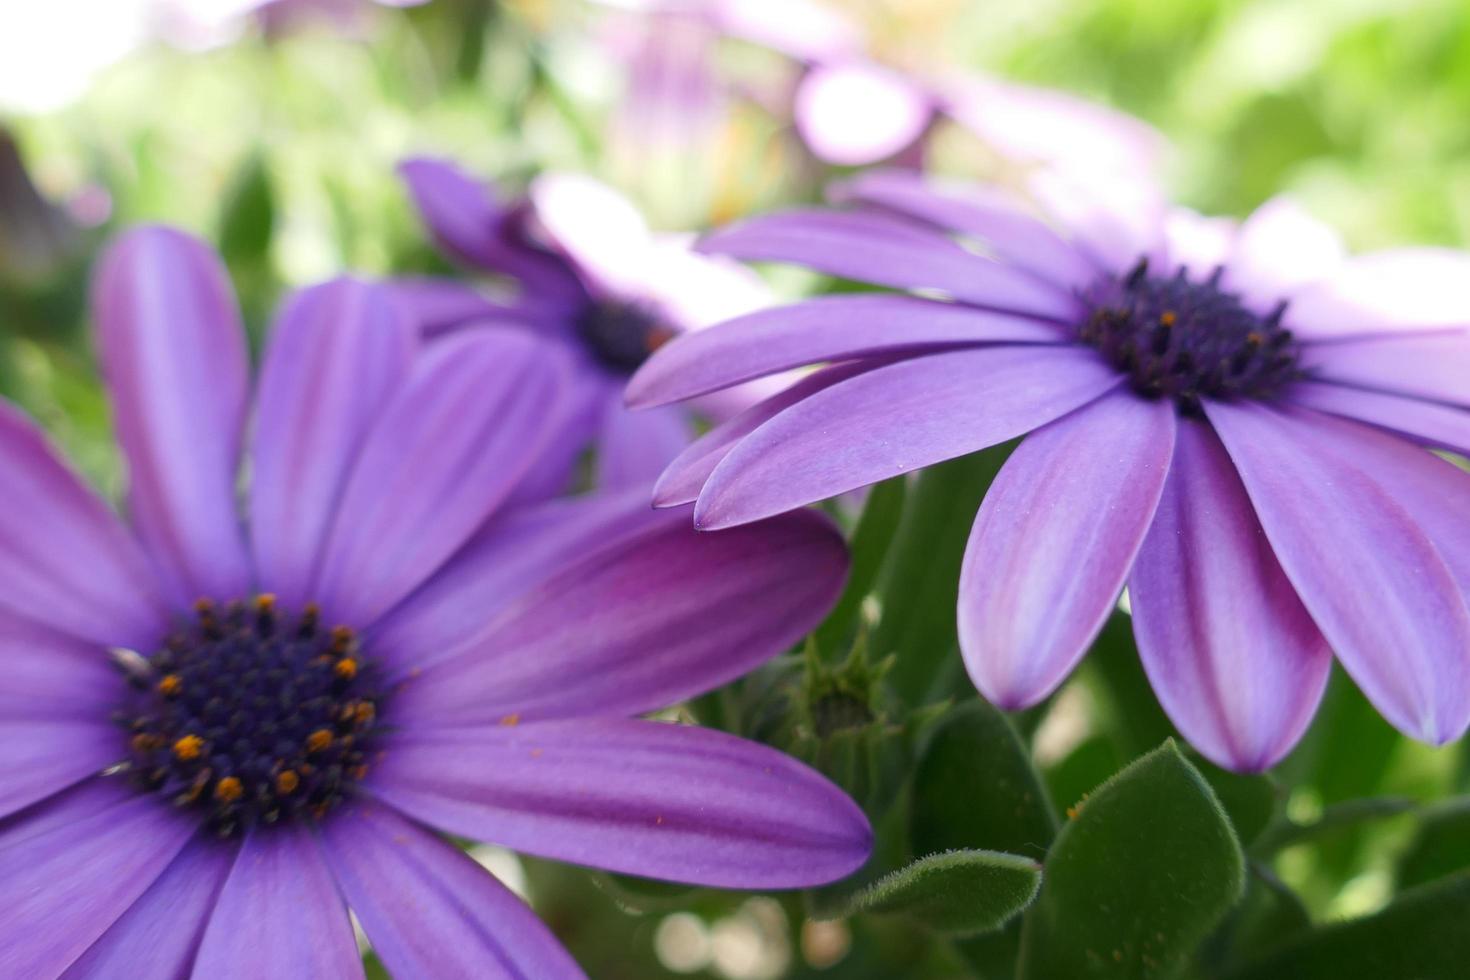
173,734 -> 205,761
157,674 -> 183,696
499,713 -> 520,727
1159,311 -> 1177,326
213,777 -> 243,803
306,729 -> 333,753
275,770 -> 300,795
333,658 -> 358,681
131,733 -> 163,753
351,702 -> 376,726
255,594 -> 277,610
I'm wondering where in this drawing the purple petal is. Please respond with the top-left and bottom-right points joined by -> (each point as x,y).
0,720 -> 119,821
958,391 -> 1174,709
503,359 -> 608,508
1223,197 -> 1343,312
65,838 -> 236,979
398,157 -> 583,301
0,402 -> 168,647
697,209 -> 1083,320
832,170 -> 1099,290
944,75 -> 1166,185
1301,333 -> 1470,407
0,611 -> 119,722
1206,401 -> 1470,743
1026,168 -> 1168,276
0,778 -> 194,977
193,828 -> 361,979
1161,207 -> 1238,279
793,61 -> 934,166
321,800 -> 586,979
92,226 -> 252,607
387,277 -> 518,338
627,294 -> 1063,408
633,236 -> 773,332
528,173 -> 656,298
694,345 -> 1122,529
1287,381 -> 1470,457
1286,248 -> 1470,337
313,331 -> 573,628
653,362 -> 877,508
250,279 -> 417,611
368,719 -> 872,888
596,401 -> 692,489
369,490 -> 669,680
389,508 -> 847,725
1129,419 -> 1331,772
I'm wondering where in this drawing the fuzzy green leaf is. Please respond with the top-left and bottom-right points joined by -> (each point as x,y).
835,849 -> 1042,936
1019,740 -> 1245,979
912,698 -> 1057,861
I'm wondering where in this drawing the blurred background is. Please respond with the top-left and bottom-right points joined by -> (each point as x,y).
3,1 -> 1469,976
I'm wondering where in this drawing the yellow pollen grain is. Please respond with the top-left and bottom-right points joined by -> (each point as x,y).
276,770 -> 300,795
333,657 -> 358,681
173,734 -> 205,761
157,674 -> 182,696
306,729 -> 334,753
214,777 -> 244,803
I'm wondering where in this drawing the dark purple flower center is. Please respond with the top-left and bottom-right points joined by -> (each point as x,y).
113,596 -> 381,838
574,299 -> 675,373
1079,260 -> 1302,410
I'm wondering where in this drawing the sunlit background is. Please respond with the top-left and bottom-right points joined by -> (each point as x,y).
3,1 -> 1468,976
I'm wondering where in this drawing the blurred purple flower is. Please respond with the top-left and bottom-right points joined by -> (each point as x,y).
595,0 -> 1162,176
398,157 -> 772,490
0,226 -> 869,976
630,170 -> 1470,772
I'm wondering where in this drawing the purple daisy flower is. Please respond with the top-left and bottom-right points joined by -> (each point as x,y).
397,158 -> 774,492
629,169 -> 1470,773
0,226 -> 870,977
590,0 -> 1162,176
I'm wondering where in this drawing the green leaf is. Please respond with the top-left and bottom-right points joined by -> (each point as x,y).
1018,740 -> 1245,979
1397,798 -> 1470,889
1084,611 -> 1175,757
813,476 -> 906,658
218,153 -> 275,267
1195,759 -> 1279,848
872,445 -> 1012,705
911,698 -> 1057,861
1250,796 -> 1416,854
1224,870 -> 1470,980
1197,863 -> 1311,974
833,850 -> 1042,936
